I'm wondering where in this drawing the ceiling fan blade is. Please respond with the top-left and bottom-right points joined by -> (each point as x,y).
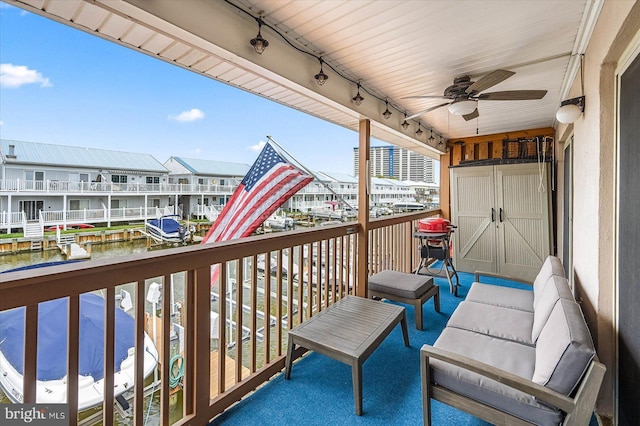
405,102 -> 451,120
402,95 -> 450,100
477,90 -> 547,100
463,109 -> 479,121
466,69 -> 515,94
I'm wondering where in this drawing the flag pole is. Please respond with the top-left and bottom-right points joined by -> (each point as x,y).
266,135 -> 356,211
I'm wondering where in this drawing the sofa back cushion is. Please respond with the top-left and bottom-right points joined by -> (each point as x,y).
533,299 -> 596,395
532,275 -> 574,343
533,256 -> 565,307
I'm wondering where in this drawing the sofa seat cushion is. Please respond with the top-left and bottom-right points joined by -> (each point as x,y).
465,282 -> 534,312
431,327 -> 562,425
368,270 -> 434,299
534,299 -> 596,395
531,275 -> 574,343
447,301 -> 534,345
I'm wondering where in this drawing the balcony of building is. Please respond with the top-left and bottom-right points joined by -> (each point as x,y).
0,179 -> 239,196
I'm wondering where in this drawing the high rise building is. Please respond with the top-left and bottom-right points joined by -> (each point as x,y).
354,146 -> 436,183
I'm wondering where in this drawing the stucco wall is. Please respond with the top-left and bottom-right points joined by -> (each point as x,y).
556,0 -> 639,420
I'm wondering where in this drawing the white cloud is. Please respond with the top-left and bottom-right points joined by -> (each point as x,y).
0,120 -> 4,126
249,140 -> 266,152
0,63 -> 52,88
169,108 -> 204,122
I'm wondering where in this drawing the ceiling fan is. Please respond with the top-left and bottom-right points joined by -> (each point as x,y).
404,69 -> 547,121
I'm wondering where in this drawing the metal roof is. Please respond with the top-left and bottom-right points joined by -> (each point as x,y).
372,177 -> 405,187
170,157 -> 250,177
0,139 -> 167,172
315,171 -> 358,183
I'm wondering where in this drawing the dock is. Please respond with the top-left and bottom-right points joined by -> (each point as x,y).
57,234 -> 91,259
144,312 -> 249,398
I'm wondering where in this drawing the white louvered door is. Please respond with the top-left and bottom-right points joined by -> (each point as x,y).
451,163 -> 552,282
450,165 -> 497,275
495,164 -> 551,281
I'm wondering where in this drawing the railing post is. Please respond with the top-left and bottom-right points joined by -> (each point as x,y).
357,119 -> 371,298
194,267 -> 211,418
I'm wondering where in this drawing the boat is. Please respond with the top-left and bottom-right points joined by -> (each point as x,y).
308,207 -> 343,221
392,201 -> 425,212
0,292 -> 158,410
263,213 -> 295,230
45,223 -> 95,232
146,215 -> 190,244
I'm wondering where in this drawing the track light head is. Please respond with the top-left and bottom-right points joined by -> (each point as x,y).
250,17 -> 269,54
314,58 -> 328,86
383,100 -> 392,119
352,83 -> 364,106
401,113 -> 409,130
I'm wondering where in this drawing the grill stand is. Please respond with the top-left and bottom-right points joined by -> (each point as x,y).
414,231 -> 460,297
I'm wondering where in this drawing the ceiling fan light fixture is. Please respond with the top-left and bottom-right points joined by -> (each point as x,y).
556,96 -> 585,124
352,83 -> 364,106
448,99 -> 477,116
250,17 -> 269,54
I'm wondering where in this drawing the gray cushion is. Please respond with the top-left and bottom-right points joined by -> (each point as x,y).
531,275 -> 574,343
431,327 -> 562,425
533,299 -> 596,395
465,282 -> 534,312
447,301 -> 534,345
368,270 -> 434,299
533,256 -> 566,307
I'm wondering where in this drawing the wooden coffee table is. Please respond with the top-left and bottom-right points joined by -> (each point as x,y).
284,295 -> 409,415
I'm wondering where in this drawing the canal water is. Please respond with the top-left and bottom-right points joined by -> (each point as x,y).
0,239 -> 150,273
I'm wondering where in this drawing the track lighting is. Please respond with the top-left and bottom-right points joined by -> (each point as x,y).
314,58 -> 328,86
428,129 -> 435,143
250,16 -> 269,54
383,100 -> 392,119
352,83 -> 364,106
415,123 -> 423,137
438,136 -> 444,148
401,113 -> 409,130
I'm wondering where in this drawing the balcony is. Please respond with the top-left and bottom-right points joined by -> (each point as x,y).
0,210 -> 438,425
0,179 -> 238,195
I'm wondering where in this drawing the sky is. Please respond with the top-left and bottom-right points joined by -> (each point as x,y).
0,2 -> 395,175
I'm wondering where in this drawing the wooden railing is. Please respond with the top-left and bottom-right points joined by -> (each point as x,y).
0,210 -> 439,425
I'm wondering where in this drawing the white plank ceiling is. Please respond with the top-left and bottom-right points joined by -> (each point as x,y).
7,0 -> 603,158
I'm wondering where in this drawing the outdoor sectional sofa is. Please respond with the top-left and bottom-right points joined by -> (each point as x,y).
420,256 -> 606,425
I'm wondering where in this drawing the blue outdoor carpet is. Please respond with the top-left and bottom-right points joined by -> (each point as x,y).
211,266 -> 598,426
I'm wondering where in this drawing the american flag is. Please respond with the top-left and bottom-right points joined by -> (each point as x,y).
202,142 -> 313,286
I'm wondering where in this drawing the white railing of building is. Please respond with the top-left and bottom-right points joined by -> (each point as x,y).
0,208 -> 160,230
0,211 -> 24,228
0,179 -> 239,194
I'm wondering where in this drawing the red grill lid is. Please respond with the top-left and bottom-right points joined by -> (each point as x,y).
417,218 -> 451,233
